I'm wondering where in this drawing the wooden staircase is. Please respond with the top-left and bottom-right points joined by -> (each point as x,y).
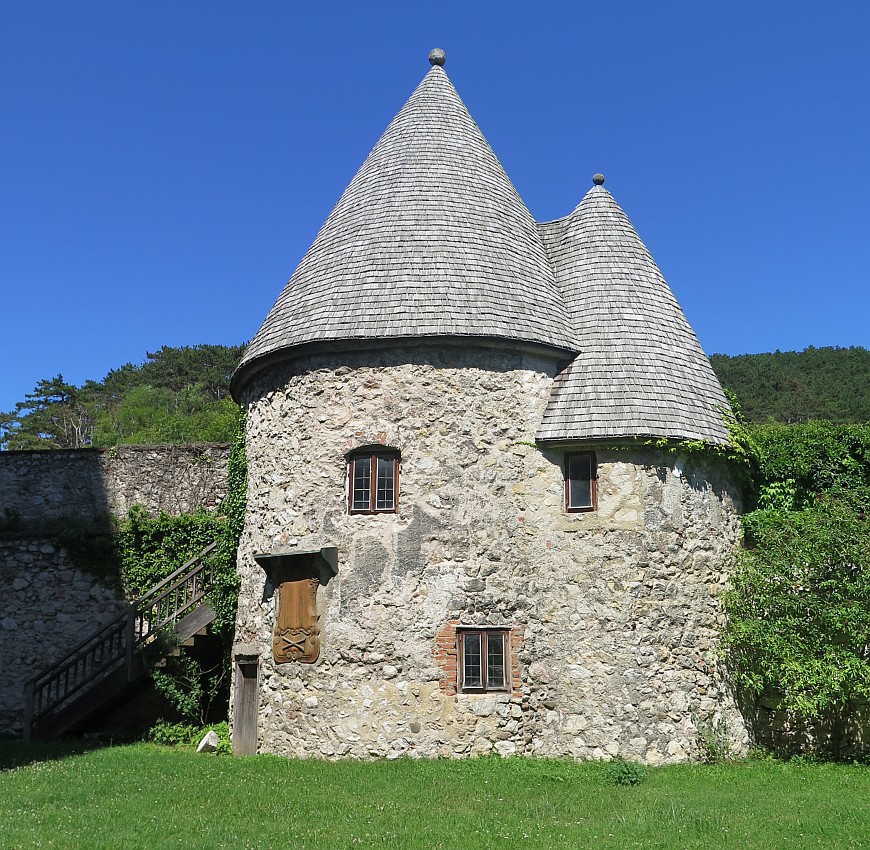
23,542 -> 220,742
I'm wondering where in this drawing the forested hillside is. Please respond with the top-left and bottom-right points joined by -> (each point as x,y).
711,346 -> 869,424
0,345 -> 244,450
3,343 -> 867,450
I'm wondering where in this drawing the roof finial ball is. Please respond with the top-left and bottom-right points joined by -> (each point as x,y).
592,173 -> 606,186
428,48 -> 446,66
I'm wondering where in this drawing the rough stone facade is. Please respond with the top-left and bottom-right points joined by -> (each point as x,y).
233,346 -> 747,762
0,444 -> 229,737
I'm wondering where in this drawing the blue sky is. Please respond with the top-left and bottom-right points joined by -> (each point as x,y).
2,1 -> 868,414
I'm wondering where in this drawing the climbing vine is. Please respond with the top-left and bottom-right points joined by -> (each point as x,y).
636,394 -> 761,498
518,392 -> 759,492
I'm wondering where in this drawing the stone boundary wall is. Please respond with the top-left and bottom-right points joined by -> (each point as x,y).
0,444 -> 229,737
0,444 -> 230,533
742,692 -> 870,760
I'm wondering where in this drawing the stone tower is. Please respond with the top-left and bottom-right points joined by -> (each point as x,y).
229,51 -> 746,762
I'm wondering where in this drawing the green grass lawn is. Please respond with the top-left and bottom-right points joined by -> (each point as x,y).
1,743 -> 868,849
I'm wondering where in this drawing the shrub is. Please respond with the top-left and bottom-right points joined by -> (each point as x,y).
605,758 -> 645,786
694,715 -> 734,764
148,720 -> 231,754
149,720 -> 199,748
722,419 -> 870,759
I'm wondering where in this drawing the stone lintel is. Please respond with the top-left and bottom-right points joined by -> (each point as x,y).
233,642 -> 260,663
254,546 -> 338,586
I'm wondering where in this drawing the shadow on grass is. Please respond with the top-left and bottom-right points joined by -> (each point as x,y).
0,737 -> 109,772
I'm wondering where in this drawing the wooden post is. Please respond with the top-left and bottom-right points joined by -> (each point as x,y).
124,609 -> 135,681
22,681 -> 34,743
232,656 -> 259,756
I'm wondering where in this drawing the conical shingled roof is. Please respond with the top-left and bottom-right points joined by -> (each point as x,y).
234,61 -> 574,391
536,183 -> 730,444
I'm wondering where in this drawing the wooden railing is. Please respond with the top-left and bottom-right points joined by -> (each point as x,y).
23,541 -> 219,741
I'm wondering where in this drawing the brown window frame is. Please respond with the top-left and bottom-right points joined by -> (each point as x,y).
564,451 -> 597,512
457,628 -> 510,693
347,450 -> 400,514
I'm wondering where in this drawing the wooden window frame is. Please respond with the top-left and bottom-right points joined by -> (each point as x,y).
564,451 -> 597,512
347,450 -> 400,514
457,628 -> 510,693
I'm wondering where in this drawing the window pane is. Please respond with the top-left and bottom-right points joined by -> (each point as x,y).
486,633 -> 506,689
352,457 -> 371,511
568,454 -> 592,508
463,633 -> 482,688
375,456 -> 395,510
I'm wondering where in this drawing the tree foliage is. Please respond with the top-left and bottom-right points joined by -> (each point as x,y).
748,420 -> 870,510
0,376 -> 93,450
722,419 -> 870,755
712,352 -> 870,753
710,346 -> 870,424
725,497 -> 870,710
1,344 -> 244,450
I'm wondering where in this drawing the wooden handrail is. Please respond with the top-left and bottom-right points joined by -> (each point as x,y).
23,540 -> 220,741
133,541 -> 218,644
135,541 -> 218,604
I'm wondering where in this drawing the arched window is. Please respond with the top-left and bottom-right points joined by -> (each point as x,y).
347,448 -> 400,514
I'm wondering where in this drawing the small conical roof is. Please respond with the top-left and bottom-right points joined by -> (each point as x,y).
234,60 -> 573,392
537,183 -> 730,444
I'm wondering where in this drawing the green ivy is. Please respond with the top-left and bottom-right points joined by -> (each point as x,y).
116,506 -> 226,597
519,394 -> 758,486
639,391 -> 760,487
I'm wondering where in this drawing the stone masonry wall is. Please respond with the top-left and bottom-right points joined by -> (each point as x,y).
0,538 -> 128,736
0,444 -> 229,736
234,346 -> 747,763
0,444 -> 230,532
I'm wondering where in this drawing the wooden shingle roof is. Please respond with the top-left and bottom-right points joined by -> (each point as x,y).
536,183 -> 730,444
233,60 -> 574,392
233,54 -> 730,446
